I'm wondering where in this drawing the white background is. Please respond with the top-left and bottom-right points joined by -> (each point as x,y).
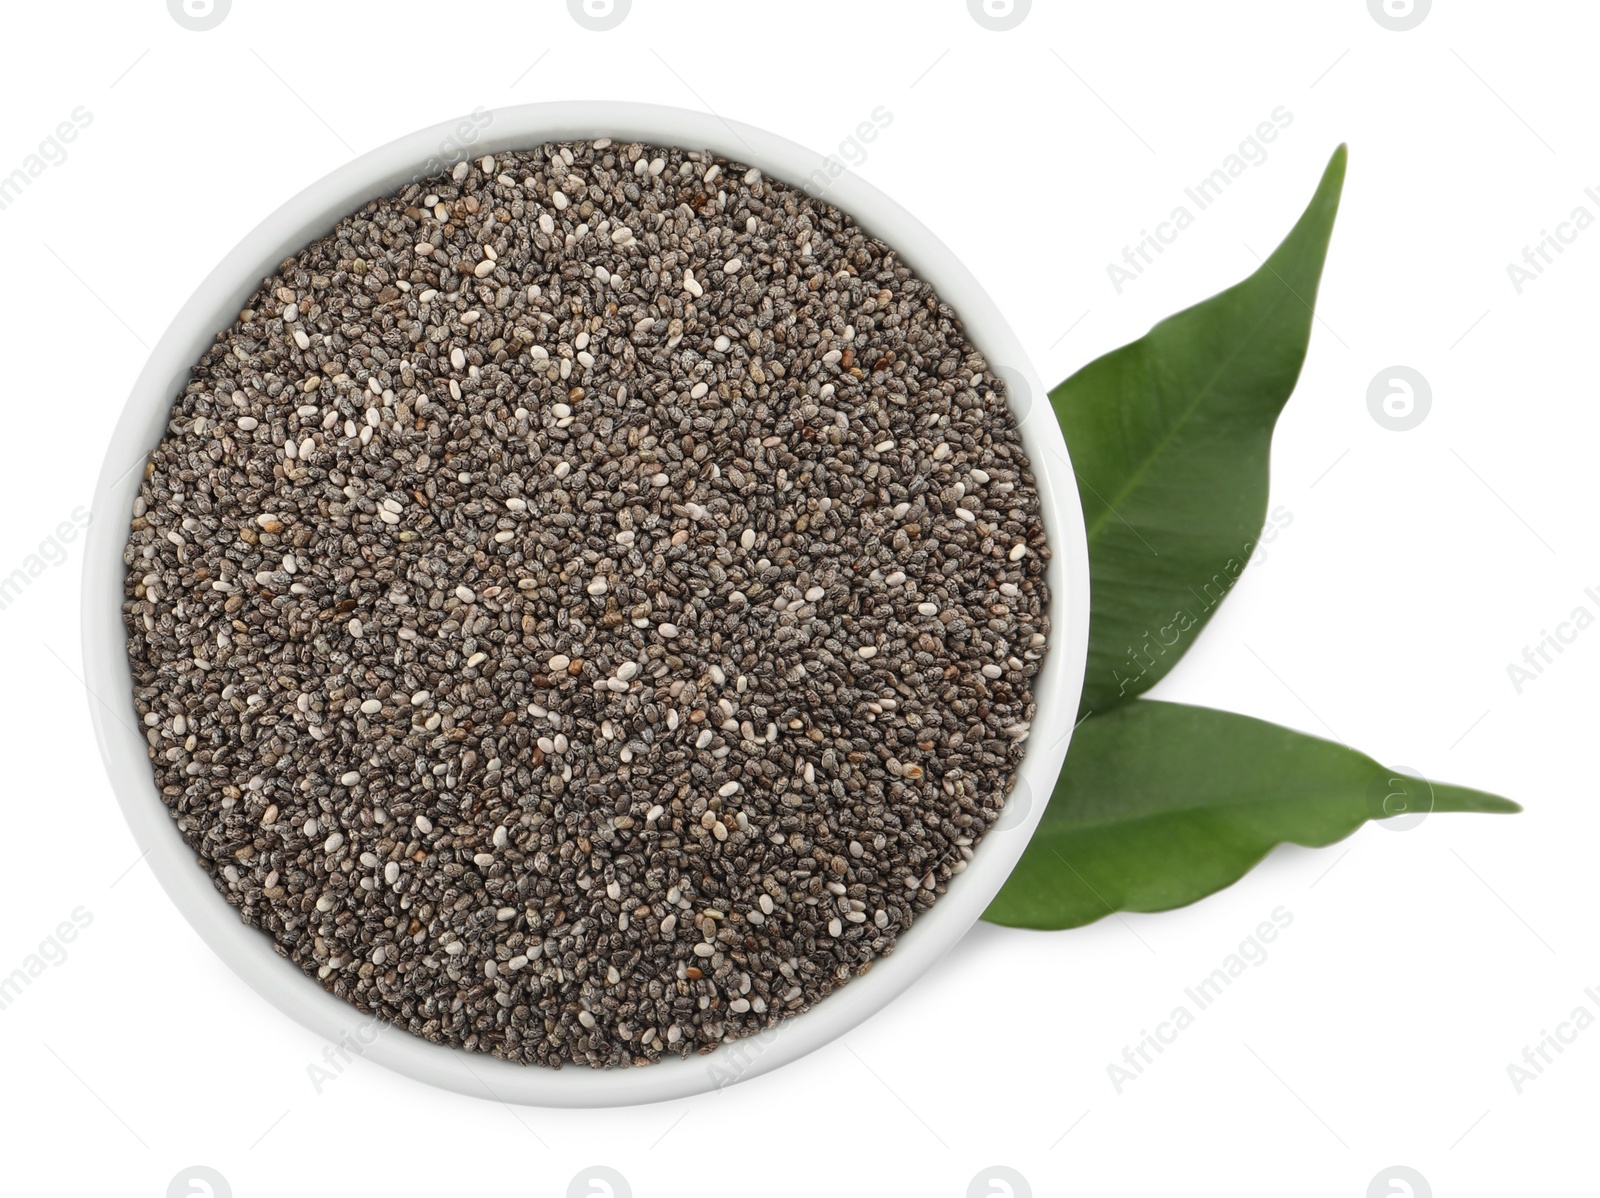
0,1 -> 1588,1195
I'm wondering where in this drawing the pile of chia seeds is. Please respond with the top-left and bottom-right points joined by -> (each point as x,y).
123,140 -> 1050,1068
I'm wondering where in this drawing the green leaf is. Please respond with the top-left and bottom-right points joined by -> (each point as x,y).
1055,146 -> 1348,716
985,700 -> 1519,930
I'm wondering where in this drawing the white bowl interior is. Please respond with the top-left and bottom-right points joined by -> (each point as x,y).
82,101 -> 1091,1107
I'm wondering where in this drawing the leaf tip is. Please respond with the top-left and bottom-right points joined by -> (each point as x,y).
1320,143 -> 1350,199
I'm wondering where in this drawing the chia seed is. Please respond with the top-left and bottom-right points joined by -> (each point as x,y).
122,139 -> 1051,1068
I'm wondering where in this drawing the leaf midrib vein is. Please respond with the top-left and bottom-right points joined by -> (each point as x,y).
1040,783 -> 1353,833
1077,296 -> 1287,546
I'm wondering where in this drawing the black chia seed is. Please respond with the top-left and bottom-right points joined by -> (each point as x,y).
122,139 -> 1051,1068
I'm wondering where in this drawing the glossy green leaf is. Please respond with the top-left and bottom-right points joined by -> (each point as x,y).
1056,146 -> 1348,716
986,701 -> 1519,930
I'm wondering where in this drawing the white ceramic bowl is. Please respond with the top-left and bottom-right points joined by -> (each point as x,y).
82,101 -> 1090,1107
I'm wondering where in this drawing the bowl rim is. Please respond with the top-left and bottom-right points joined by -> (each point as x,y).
81,99 -> 1091,1107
